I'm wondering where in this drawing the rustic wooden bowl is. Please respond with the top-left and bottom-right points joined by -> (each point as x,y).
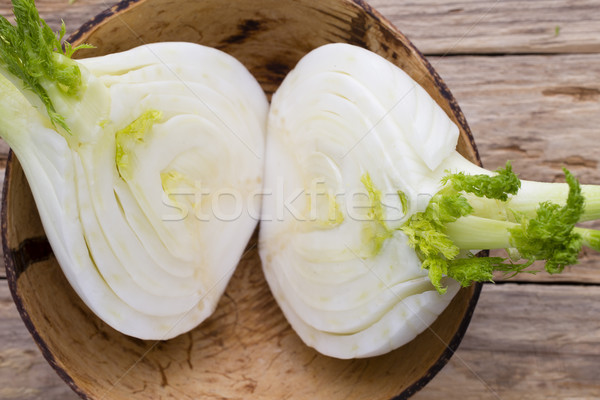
3,0 -> 483,398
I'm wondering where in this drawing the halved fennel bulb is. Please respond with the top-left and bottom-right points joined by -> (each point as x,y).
0,42 -> 267,339
259,43 -> 466,359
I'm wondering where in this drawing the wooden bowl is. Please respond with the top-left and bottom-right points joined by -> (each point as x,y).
3,0 -> 483,398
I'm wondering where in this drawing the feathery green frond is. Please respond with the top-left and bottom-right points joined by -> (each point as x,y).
509,168 -> 584,274
442,161 -> 521,201
400,187 -> 474,293
446,255 -> 506,287
0,0 -> 93,133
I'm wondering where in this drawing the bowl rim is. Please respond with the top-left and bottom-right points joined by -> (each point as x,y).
2,0 -> 484,399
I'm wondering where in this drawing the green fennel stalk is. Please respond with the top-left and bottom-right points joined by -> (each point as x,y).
396,163 -> 600,293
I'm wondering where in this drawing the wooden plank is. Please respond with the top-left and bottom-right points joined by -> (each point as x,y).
431,53 -> 600,183
370,0 -> 600,55
2,1 -> 600,55
414,283 -> 600,399
431,53 -> 600,283
0,285 -> 79,400
0,0 -> 110,33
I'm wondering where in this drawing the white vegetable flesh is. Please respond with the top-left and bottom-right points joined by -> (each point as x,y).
0,43 -> 267,339
259,43 -> 469,359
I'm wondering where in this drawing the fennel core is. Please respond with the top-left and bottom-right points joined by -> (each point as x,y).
372,163 -> 600,294
115,110 -> 163,181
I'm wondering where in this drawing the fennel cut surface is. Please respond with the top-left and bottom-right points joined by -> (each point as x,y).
260,43 -> 464,359
0,42 -> 268,339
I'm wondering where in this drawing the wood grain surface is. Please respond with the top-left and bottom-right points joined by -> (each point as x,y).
1,0 -> 599,399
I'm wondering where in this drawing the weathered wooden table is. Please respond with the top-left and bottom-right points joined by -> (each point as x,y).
1,0 -> 599,399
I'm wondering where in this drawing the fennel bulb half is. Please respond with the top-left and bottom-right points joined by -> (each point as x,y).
259,43 -> 462,359
0,2 -> 267,339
